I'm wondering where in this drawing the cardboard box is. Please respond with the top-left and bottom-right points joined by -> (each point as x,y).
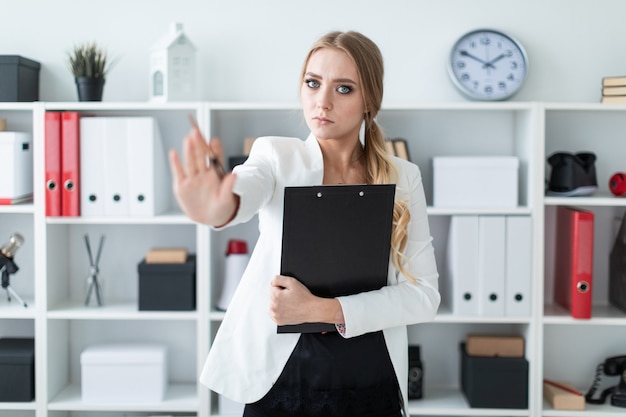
466,334 -> 525,357
0,132 -> 33,204
460,342 -> 528,409
81,344 -> 167,403
0,56 -> 40,102
433,156 -> 519,208
543,380 -> 585,410
145,247 -> 188,264
0,338 -> 35,402
138,255 -> 196,311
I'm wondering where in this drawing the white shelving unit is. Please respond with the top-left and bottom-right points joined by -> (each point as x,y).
541,103 -> 626,417
1,101 -> 625,417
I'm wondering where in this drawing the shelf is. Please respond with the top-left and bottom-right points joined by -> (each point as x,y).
45,211 -> 193,225
47,301 -> 198,320
1,100 -> 624,417
0,401 -> 36,410
42,101 -> 205,111
0,203 -> 35,214
427,206 -> 533,216
544,194 -> 626,207
433,310 -> 532,324
48,382 -> 198,411
407,387 -> 529,416
0,300 -> 35,318
544,304 -> 626,325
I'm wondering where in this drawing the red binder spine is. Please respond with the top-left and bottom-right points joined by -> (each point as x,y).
61,112 -> 81,217
44,112 -> 62,217
555,206 -> 594,319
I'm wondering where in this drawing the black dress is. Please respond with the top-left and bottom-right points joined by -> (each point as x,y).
243,330 -> 403,417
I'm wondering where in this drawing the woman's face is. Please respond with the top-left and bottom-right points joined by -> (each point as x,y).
300,48 -> 366,144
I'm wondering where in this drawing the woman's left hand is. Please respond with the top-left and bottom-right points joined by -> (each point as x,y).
269,275 -> 344,326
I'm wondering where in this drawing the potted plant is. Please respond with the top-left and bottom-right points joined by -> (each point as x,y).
67,42 -> 112,101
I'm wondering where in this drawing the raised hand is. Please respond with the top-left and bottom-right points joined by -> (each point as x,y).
169,122 -> 239,226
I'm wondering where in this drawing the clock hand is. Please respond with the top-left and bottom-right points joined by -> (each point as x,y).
459,50 -> 495,69
483,53 -> 507,69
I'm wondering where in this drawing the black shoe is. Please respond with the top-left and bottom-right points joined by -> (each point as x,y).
547,152 -> 598,196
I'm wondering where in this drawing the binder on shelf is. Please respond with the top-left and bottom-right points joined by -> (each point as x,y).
81,117 -> 169,217
445,216 -> 479,315
554,206 -> 594,319
477,216 -> 506,316
44,111 -> 62,216
126,117 -> 169,216
278,184 -> 395,333
102,118 -> 130,216
79,117 -> 106,217
61,112 -> 80,217
505,216 -> 532,316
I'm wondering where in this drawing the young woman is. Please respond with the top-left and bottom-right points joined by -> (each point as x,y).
169,30 -> 440,417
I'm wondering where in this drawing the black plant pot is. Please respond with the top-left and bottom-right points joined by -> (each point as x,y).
75,77 -> 105,101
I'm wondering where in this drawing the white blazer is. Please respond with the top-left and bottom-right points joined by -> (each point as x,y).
199,134 -> 440,408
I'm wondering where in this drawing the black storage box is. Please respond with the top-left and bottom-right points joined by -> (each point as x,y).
138,255 -> 196,311
0,56 -> 40,102
460,342 -> 528,409
0,337 -> 35,402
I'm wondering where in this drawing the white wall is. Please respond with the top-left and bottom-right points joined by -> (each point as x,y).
4,0 -> 625,103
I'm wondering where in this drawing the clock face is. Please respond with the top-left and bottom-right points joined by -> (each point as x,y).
449,29 -> 528,101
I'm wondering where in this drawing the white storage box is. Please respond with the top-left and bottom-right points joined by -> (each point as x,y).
0,132 -> 32,204
81,344 -> 167,403
433,156 -> 519,208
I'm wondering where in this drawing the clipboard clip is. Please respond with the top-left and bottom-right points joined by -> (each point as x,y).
315,190 -> 366,198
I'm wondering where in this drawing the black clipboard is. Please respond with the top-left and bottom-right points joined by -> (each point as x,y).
278,184 -> 396,333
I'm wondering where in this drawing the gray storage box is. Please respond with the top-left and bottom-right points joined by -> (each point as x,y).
138,255 -> 196,311
0,56 -> 41,102
0,338 -> 35,402
460,342 -> 528,409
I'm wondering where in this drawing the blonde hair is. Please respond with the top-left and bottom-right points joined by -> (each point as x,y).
300,31 -> 416,284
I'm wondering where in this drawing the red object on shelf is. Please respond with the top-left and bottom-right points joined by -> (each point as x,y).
61,112 -> 80,217
554,206 -> 594,319
609,172 -> 626,196
44,112 -> 61,217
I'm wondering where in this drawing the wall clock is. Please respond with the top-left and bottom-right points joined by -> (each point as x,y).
448,29 -> 528,101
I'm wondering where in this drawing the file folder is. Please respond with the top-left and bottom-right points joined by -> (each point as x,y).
446,216 -> 479,315
505,216 -> 532,317
61,112 -> 80,217
80,117 -> 106,217
126,117 -> 169,216
44,112 -> 61,216
554,206 -> 594,319
278,184 -> 395,333
81,117 -> 169,217
477,216 -> 506,316
102,118 -> 130,216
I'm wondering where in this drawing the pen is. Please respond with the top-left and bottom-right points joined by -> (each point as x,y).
188,114 -> 226,180
543,378 -> 583,396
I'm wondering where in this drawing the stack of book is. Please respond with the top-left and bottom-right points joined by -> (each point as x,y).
601,76 -> 626,103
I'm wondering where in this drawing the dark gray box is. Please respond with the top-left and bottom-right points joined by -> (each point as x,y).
138,255 -> 196,311
0,56 -> 41,102
0,337 -> 35,402
460,342 -> 528,409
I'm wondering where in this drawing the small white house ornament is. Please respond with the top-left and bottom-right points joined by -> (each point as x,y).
149,22 -> 197,102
